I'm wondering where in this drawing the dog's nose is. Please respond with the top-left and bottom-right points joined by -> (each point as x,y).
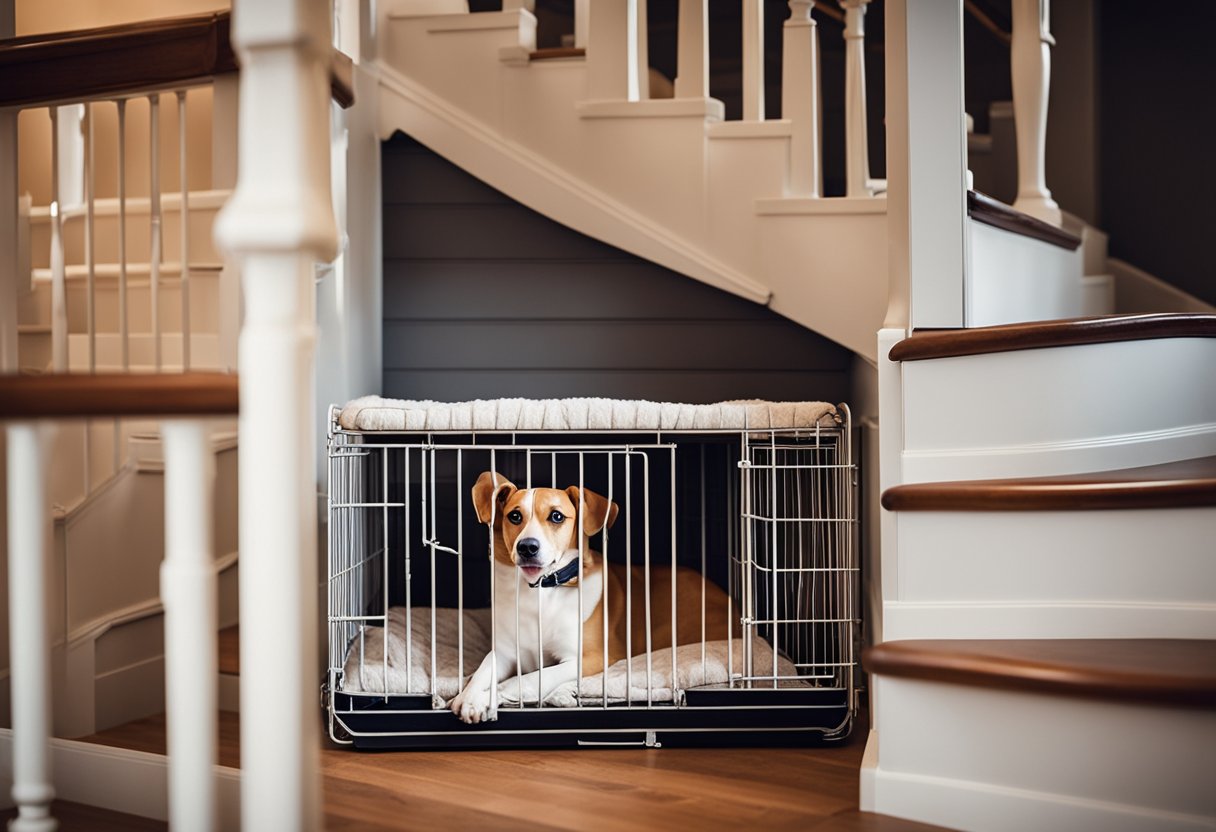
516,538 -> 541,559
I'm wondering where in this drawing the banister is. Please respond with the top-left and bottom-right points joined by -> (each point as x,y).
0,11 -> 353,109
0,372 -> 239,419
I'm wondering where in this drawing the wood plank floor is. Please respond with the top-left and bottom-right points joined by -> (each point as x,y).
81,708 -> 870,831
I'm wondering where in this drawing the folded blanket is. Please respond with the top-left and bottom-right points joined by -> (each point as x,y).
341,606 -> 804,705
338,397 -> 838,433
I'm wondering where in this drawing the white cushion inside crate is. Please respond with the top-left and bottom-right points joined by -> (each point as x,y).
341,606 -> 809,705
338,397 -> 838,433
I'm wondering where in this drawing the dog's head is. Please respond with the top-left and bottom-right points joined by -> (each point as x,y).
472,471 -> 619,583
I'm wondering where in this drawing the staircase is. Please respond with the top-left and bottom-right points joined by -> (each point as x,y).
866,315 -> 1216,830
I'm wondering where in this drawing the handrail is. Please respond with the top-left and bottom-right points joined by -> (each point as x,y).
0,372 -> 239,419
0,11 -> 353,109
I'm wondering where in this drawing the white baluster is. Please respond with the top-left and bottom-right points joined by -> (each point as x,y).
1011,0 -> 1060,224
160,420 -> 217,832
178,90 -> 191,372
48,110 -> 67,372
149,94 -> 162,371
783,0 -> 820,196
213,0 -> 339,827
0,8 -> 15,373
85,104 -> 95,372
743,0 -> 765,120
586,0 -> 646,101
574,0 -> 590,49
674,0 -> 708,98
117,99 -> 129,371
5,423 -> 57,832
842,0 -> 871,196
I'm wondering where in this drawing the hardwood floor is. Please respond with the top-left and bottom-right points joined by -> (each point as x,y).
0,800 -> 166,831
80,708 -> 870,830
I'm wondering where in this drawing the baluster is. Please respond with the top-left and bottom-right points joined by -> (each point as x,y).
574,0 -> 589,49
213,0 -> 339,826
674,0 -> 708,98
149,94 -> 162,371
160,420 -> 217,832
783,1 -> 820,196
49,109 -> 67,372
1011,0 -> 1060,224
586,0 -> 647,101
842,0 -> 871,196
177,90 -> 191,371
5,423 -> 56,832
743,0 -> 765,120
117,100 -> 129,371
85,104 -> 95,371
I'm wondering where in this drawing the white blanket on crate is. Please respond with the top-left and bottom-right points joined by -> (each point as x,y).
338,397 -> 837,433
341,607 -> 801,704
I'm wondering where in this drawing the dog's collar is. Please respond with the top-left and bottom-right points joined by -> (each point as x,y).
528,557 -> 582,589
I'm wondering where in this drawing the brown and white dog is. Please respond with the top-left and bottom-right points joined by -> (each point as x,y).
450,471 -> 733,724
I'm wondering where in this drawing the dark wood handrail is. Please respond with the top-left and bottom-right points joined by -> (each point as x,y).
968,190 -> 1081,250
889,313 -> 1216,362
0,373 -> 238,419
864,639 -> 1216,709
882,456 -> 1216,512
0,11 -> 353,109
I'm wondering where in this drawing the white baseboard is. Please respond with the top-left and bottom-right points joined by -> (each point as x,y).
869,767 -> 1216,832
0,729 -> 240,826
882,600 -> 1216,640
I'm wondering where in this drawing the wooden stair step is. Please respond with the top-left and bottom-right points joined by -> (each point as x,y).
864,639 -> 1216,708
811,810 -> 953,832
882,455 -> 1216,511
967,189 -> 1081,250
218,624 -> 239,676
888,312 -> 1216,362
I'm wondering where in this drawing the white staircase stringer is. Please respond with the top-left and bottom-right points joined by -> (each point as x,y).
376,64 -> 771,306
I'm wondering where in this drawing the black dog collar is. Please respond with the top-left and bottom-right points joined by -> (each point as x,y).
528,557 -> 582,589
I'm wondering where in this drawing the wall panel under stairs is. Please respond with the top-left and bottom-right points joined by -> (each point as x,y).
381,133 -> 853,404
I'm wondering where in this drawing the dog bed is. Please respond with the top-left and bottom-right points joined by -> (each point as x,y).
341,607 -> 806,705
338,396 -> 838,433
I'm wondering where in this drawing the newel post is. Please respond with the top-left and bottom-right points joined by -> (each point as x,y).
1011,0 -> 1061,224
782,0 -> 821,197
213,0 -> 339,828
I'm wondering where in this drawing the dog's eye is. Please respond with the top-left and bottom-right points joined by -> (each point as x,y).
549,510 -> 565,524
507,510 -> 523,525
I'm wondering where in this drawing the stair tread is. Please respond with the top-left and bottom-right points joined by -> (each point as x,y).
882,455 -> 1216,511
967,189 -> 1081,250
811,810 -> 952,832
219,624 -> 239,675
889,312 -> 1216,362
864,639 -> 1216,708
32,261 -> 224,280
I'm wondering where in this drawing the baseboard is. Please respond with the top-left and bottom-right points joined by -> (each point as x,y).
0,729 -> 240,825
858,729 -> 879,812
868,767 -> 1215,832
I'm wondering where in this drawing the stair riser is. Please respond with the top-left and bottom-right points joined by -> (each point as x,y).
23,274 -> 221,332
900,338 -> 1216,482
869,677 -> 1216,831
885,508 -> 1216,640
28,204 -> 222,270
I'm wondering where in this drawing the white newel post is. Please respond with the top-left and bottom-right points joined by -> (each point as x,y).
213,0 -> 339,828
586,0 -> 647,101
742,0 -> 765,120
888,0 -> 967,329
674,0 -> 708,98
782,0 -> 820,197
1011,0 -> 1061,225
842,0 -> 871,197
5,423 -> 56,832
160,420 -> 218,832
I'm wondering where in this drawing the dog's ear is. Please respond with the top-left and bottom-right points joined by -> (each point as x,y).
472,471 -> 517,525
565,486 -> 620,535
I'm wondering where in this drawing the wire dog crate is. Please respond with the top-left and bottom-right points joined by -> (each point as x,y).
325,398 -> 858,749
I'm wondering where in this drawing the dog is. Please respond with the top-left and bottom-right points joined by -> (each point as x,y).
449,470 -> 733,724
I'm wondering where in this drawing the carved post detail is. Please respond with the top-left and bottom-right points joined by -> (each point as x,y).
1011,0 -> 1061,224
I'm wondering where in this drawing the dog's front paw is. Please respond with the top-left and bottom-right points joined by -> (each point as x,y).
450,686 -> 495,724
543,682 -> 579,708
